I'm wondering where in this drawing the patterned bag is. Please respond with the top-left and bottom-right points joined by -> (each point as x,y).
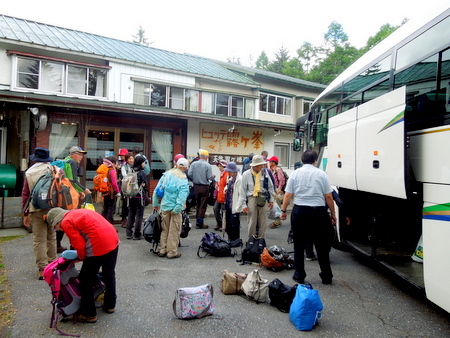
173,283 -> 214,319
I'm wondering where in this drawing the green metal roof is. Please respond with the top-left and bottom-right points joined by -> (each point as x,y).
0,14 -> 258,86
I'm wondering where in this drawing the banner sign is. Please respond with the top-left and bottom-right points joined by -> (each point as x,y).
199,123 -> 265,156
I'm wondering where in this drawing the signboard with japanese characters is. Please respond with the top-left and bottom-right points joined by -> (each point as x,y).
199,123 -> 264,164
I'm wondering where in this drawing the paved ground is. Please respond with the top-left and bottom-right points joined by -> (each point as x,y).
2,205 -> 450,337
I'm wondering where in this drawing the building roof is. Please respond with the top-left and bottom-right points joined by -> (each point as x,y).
0,14 -> 259,86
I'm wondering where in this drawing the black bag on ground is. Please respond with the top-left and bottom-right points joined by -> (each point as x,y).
180,210 -> 191,239
240,236 -> 266,263
197,232 -> 235,257
269,278 -> 297,313
143,211 -> 162,253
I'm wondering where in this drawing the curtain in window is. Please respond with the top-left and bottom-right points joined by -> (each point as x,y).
49,124 -> 77,159
152,130 -> 172,171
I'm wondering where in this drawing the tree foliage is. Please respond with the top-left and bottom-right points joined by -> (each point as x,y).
133,26 -> 152,46
252,20 -> 404,85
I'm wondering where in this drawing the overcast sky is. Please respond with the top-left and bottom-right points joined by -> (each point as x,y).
2,0 -> 449,66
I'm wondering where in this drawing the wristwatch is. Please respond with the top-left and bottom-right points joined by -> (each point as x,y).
281,209 -> 286,213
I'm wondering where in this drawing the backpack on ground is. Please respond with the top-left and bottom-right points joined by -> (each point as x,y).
261,245 -> 294,271
239,236 -> 266,264
43,257 -> 105,337
31,166 -> 81,210
180,211 -> 191,239
93,164 -> 112,196
121,169 -> 139,197
197,232 -> 235,258
269,278 -> 297,313
143,211 -> 162,253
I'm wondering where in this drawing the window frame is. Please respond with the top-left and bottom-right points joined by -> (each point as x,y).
259,92 -> 293,116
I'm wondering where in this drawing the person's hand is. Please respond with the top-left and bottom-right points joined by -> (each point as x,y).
280,212 -> 287,220
242,207 -> 248,214
84,188 -> 91,195
330,213 -> 337,225
268,202 -> 274,210
23,215 -> 31,227
153,206 -> 159,212
79,192 -> 86,199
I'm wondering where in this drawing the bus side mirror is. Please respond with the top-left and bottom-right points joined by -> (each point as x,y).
293,137 -> 302,152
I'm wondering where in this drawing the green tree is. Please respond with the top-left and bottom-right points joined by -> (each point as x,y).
324,21 -> 348,47
267,46 -> 290,73
255,51 -> 270,70
282,58 -> 305,78
297,42 -> 317,73
133,26 -> 151,46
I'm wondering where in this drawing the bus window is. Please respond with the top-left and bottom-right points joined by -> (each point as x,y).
343,55 -> 391,99
395,51 -> 449,131
396,15 -> 450,71
342,93 -> 362,113
362,78 -> 390,103
440,48 -> 450,124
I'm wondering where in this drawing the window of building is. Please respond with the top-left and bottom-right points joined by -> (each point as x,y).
185,89 -> 199,111
274,143 -> 290,168
259,93 -> 292,116
15,56 -> 106,97
17,58 -> 63,92
169,87 -> 184,110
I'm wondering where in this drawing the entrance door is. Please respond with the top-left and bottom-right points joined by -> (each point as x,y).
85,127 -> 146,189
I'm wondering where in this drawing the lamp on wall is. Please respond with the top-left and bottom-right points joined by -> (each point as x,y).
228,124 -> 235,133
274,129 -> 281,136
28,107 -> 48,132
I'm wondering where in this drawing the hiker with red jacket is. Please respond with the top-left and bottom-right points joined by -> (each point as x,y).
46,207 -> 120,323
97,156 -> 120,225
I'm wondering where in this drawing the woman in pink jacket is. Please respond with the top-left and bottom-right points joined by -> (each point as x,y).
46,207 -> 120,323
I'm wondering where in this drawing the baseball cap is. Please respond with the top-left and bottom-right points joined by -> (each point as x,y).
69,146 -> 87,154
177,158 -> 189,168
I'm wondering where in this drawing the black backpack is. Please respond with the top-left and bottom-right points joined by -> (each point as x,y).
143,211 -> 162,253
240,236 -> 266,264
269,278 -> 298,313
197,232 -> 234,257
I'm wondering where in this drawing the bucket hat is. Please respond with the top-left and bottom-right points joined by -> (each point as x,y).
250,155 -> 267,167
46,207 -> 70,227
29,147 -> 53,162
224,162 -> 238,172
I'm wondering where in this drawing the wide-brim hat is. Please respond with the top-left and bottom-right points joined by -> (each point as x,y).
46,207 -> 70,227
29,147 -> 53,162
224,162 -> 238,172
250,155 -> 267,167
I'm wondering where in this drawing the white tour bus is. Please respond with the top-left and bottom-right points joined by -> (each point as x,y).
294,6 -> 450,312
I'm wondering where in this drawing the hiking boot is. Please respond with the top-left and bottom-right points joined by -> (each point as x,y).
103,307 -> 115,314
214,226 -> 221,231
121,220 -> 127,228
196,224 -> 208,229
306,255 -> 316,261
78,314 -> 98,323
319,272 -> 332,285
38,269 -> 44,280
57,246 -> 68,253
269,222 -> 280,229
167,253 -> 181,259
157,252 -> 167,257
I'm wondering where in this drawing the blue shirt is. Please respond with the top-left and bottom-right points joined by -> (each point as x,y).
285,164 -> 332,207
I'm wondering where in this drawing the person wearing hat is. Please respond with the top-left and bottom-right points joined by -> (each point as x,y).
219,162 -> 243,241
267,156 -> 286,229
131,147 -> 150,176
213,159 -> 228,231
51,146 -> 90,253
237,155 -> 275,239
22,148 -> 57,280
152,158 -> 190,259
187,149 -> 214,229
98,156 -> 121,226
46,207 -> 119,323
